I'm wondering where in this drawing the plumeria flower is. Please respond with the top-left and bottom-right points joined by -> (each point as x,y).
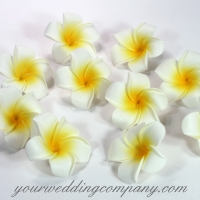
0,45 -> 53,99
111,23 -> 164,72
108,122 -> 166,183
0,86 -> 41,150
55,48 -> 111,109
182,112 -> 200,148
105,72 -> 168,129
44,12 -> 100,65
155,51 -> 200,107
25,112 -> 91,177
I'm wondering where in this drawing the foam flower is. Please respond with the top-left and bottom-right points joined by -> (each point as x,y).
155,51 -> 200,107
182,112 -> 200,148
108,122 -> 166,183
0,45 -> 53,99
44,12 -> 100,65
0,86 -> 41,150
111,23 -> 164,72
25,112 -> 91,177
105,73 -> 168,129
55,48 -> 111,109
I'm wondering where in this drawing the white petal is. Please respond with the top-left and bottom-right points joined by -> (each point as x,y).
112,108 -> 140,129
55,67 -> 78,90
105,82 -> 132,109
13,46 -> 35,65
2,78 -> 26,91
155,59 -> 180,84
49,154 -> 75,177
54,117 -> 80,138
179,51 -> 200,73
123,123 -> 145,147
148,38 -> 164,58
181,84 -> 200,107
25,136 -> 54,160
139,122 -> 165,146
14,92 -> 41,114
66,137 -> 91,162
71,48 -> 92,75
108,138 -> 133,162
182,112 -> 200,138
0,86 -> 22,111
33,112 -> 58,142
52,43 -> 72,65
71,86 -> 94,109
138,103 -> 159,124
140,88 -> 168,110
160,82 -> 186,102
0,54 -> 15,78
128,51 -> 148,72
4,120 -> 29,150
44,22 -> 65,43
111,45 -> 135,65
77,23 -> 99,42
127,72 -> 150,94
63,13 -> 82,32
92,78 -> 110,101
24,75 -> 48,99
134,23 -> 156,39
113,28 -> 134,50
118,158 -> 144,183
142,146 -> 166,173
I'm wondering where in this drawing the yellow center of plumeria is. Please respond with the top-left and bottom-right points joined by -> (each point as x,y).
133,36 -> 148,56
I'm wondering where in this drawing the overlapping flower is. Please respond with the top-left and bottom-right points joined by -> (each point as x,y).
25,112 -> 91,177
155,51 -> 200,107
105,72 -> 168,129
111,23 -> 164,72
0,45 -> 53,99
0,86 -> 41,149
108,122 -> 166,183
55,48 -> 111,109
44,12 -> 100,65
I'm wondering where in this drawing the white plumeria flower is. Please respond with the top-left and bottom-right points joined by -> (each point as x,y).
55,48 -> 111,109
182,112 -> 200,148
25,112 -> 91,177
0,46 -> 53,99
0,86 -> 41,150
111,23 -> 164,72
155,51 -> 200,107
44,12 -> 100,65
105,73 -> 168,129
108,122 -> 166,183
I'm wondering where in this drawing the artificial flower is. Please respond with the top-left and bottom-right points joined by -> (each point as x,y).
44,12 -> 100,65
155,51 -> 200,107
105,72 -> 168,129
111,23 -> 164,72
0,45 -> 53,99
25,112 -> 91,177
55,48 -> 111,109
182,112 -> 200,148
108,122 -> 166,183
0,86 -> 41,150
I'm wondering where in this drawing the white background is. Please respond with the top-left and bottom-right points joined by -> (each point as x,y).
0,0 -> 200,199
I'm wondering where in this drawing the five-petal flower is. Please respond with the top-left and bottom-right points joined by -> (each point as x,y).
155,51 -> 200,107
55,48 -> 111,109
44,12 -> 100,65
182,112 -> 200,148
108,122 -> 166,183
111,23 -> 164,72
0,45 -> 53,99
105,72 -> 168,129
0,86 -> 41,149
25,112 -> 91,177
